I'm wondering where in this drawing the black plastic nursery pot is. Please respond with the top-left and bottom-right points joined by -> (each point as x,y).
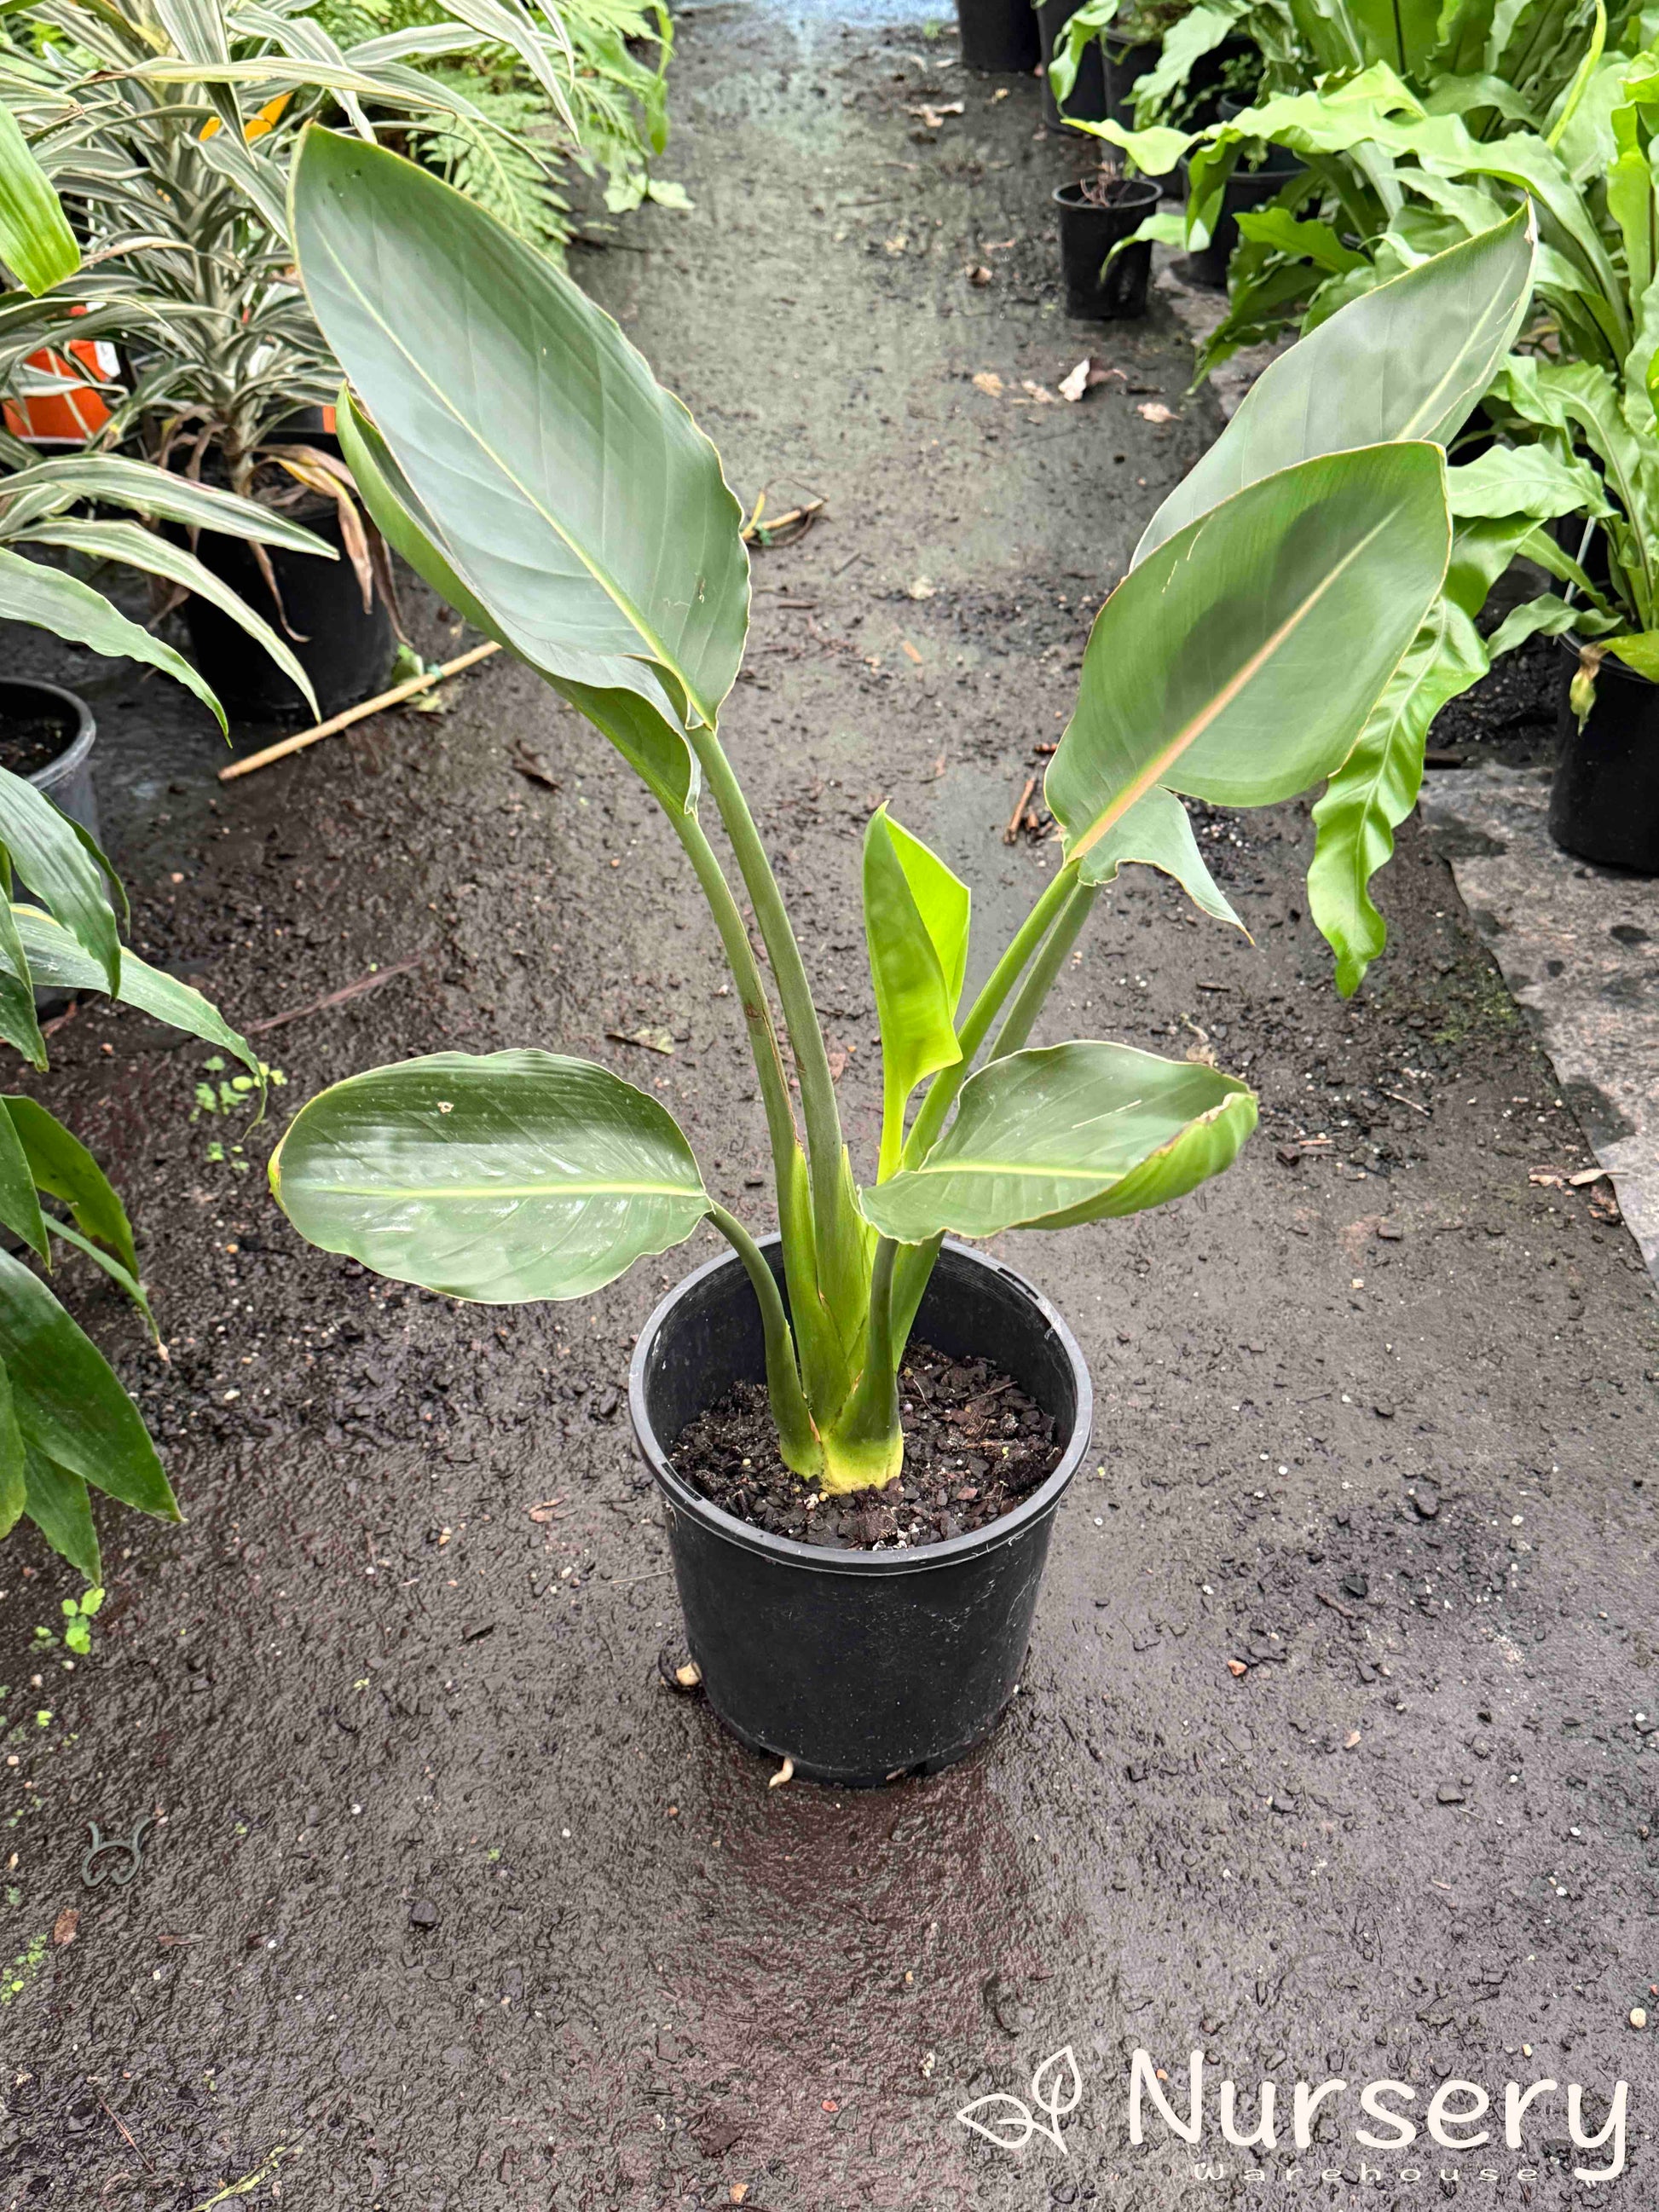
955,0 -> 1039,73
1550,639 -> 1659,874
1104,38 -> 1159,125
178,484 -> 394,722
628,1237 -> 1093,1787
1182,139 -> 1303,289
1055,177 -> 1159,320
0,678 -> 100,854
1038,0 -> 1107,127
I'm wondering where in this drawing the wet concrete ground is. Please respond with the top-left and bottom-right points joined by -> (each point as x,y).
3,5 -> 1658,2207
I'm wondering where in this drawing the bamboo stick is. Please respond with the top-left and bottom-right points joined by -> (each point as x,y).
217,639 -> 502,782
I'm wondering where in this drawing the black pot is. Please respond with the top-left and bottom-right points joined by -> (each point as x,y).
628,1237 -> 1093,1787
1038,0 -> 1107,127
178,477 -> 394,722
1055,178 -> 1160,320
1182,140 -> 1303,289
1104,37 -> 1159,125
956,0 -> 1039,72
0,678 -> 100,857
1549,639 -> 1659,873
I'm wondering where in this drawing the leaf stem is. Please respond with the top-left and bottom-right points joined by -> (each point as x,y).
686,727 -> 865,1330
988,881 -> 1100,1059
707,1204 -> 822,1477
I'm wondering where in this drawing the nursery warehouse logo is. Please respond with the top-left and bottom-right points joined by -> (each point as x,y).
957,2047 -> 1633,2186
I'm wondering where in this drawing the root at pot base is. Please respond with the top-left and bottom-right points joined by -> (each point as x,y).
673,1343 -> 1062,1550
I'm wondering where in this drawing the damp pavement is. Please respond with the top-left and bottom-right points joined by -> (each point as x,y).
3,8 -> 1658,2207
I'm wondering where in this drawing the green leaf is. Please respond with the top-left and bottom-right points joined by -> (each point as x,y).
0,104 -> 78,296
15,521 -> 321,720
292,129 -> 749,739
47,1218 -> 158,1342
1308,595 -> 1489,996
859,1042 -> 1257,1242
1448,443 -> 1611,521
0,1249 -> 175,1518
337,388 -> 698,813
1077,784 -> 1244,930
1606,631 -> 1659,679
0,896 -> 46,1070
2,1097 -> 137,1279
1048,443 -> 1450,866
863,807 -> 969,1179
269,1049 -> 711,1302
20,1445 -> 99,1583
0,765 -> 122,993
0,546 -> 227,733
0,1099 -> 48,1264
1139,211 -> 1534,559
0,908 -> 262,1082
0,1361 -> 23,1542
0,455 -> 334,555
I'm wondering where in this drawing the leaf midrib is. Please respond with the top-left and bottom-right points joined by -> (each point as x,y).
306,1179 -> 704,1201
311,205 -> 710,725
1069,505 -> 1402,864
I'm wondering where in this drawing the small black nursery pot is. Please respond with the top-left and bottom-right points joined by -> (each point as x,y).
1550,640 -> 1659,874
1055,176 -> 1160,320
629,1237 -> 1093,1788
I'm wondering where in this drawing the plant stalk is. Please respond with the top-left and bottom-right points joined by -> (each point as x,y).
820,1233 -> 903,1493
707,1204 -> 821,1477
988,881 -> 1101,1059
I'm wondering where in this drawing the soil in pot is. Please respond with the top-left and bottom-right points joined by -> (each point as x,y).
0,698 -> 76,780
955,0 -> 1039,73
673,1340 -> 1063,1549
0,677 -> 100,854
172,445 -> 395,721
1549,641 -> 1659,872
1055,174 -> 1159,319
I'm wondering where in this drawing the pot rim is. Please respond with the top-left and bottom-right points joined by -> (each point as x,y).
1556,632 -> 1652,685
628,1235 -> 1094,1580
0,676 -> 96,784
1053,176 -> 1161,211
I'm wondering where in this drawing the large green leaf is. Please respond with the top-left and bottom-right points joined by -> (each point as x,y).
1138,211 -> 1534,560
0,764 -> 122,992
15,520 -> 320,716
0,907 -> 262,1082
0,546 -> 227,732
0,898 -> 46,1071
336,390 -> 698,812
292,129 -> 749,738
859,1042 -> 1257,1242
864,807 -> 969,1180
0,104 -> 78,296
1308,595 -> 1488,996
21,1444 -> 99,1582
1046,442 -> 1450,866
0,1250 -> 176,1518
1072,784 -> 1243,929
270,1050 -> 711,1302
3,1096 -> 138,1280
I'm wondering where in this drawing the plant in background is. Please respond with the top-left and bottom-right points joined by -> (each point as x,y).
262,131 -> 1530,1496
0,0 -> 607,575
309,0 -> 681,258
1088,0 -> 1629,372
